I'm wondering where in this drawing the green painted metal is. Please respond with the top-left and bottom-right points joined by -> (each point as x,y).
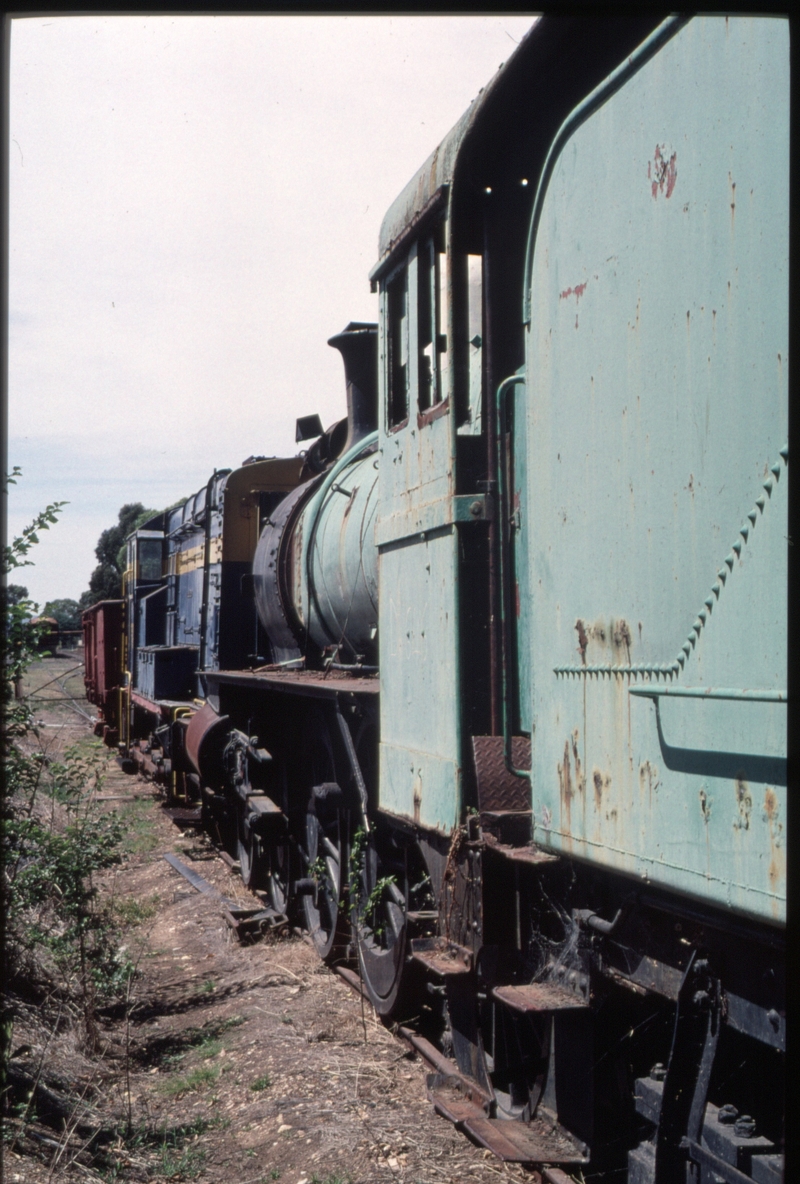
298,434 -> 380,660
520,16 -> 788,923
375,233 -> 462,834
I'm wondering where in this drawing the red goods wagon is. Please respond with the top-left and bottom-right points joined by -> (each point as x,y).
82,599 -> 123,747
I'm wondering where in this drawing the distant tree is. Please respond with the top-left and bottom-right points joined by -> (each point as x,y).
78,503 -> 156,611
3,584 -> 29,608
42,598 -> 82,634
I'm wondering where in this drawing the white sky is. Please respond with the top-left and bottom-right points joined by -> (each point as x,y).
6,13 -> 536,610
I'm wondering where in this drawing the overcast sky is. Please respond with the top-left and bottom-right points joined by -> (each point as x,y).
6,14 -> 536,610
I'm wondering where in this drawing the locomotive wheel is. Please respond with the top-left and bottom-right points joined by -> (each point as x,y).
300,800 -> 346,961
237,807 -> 266,890
297,711 -> 348,962
265,825 -> 291,916
353,832 -> 411,1017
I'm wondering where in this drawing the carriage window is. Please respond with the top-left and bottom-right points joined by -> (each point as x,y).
419,237 -> 448,412
418,234 -> 449,414
438,247 -> 450,405
387,265 -> 409,428
137,536 -> 163,581
463,254 -> 483,434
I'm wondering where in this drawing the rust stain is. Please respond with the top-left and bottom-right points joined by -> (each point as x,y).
575,619 -> 588,665
571,729 -> 585,795
588,620 -> 606,643
557,739 -> 573,844
559,282 -> 588,302
729,172 -> 736,229
413,771 -> 422,826
613,619 -> 632,664
592,767 -> 611,810
763,787 -> 784,898
699,787 -> 711,824
593,768 -> 603,808
639,760 -> 660,806
764,786 -> 778,822
649,144 -> 677,199
734,776 -> 752,831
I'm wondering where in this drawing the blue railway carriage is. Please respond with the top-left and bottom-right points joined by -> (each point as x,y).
92,15 -> 788,1182
119,455 -> 304,790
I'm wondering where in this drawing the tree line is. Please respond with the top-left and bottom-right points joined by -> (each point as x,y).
7,502 -> 156,636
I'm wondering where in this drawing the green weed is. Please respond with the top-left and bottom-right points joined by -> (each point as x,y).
160,1065 -> 219,1097
160,1142 -> 206,1179
113,892 -> 160,926
116,797 -> 160,855
250,1073 -> 272,1091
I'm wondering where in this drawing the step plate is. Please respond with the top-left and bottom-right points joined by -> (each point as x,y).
493,983 -> 588,1013
462,1115 -> 589,1165
410,938 -> 472,977
428,1082 -> 486,1127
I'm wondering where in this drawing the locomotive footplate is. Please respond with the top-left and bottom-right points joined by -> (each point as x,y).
205,668 -> 378,700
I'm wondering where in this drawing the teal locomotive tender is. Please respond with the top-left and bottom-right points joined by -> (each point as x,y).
85,16 -> 787,1182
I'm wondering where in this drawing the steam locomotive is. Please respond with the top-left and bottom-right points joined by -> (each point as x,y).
84,16 -> 787,1182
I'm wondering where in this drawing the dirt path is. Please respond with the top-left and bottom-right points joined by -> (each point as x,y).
6,657 -> 538,1184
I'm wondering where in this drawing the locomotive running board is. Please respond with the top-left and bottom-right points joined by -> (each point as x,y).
426,1073 -> 589,1167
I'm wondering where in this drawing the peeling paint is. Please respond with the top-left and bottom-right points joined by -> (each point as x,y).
649,144 -> 677,199
699,787 -> 712,824
734,776 -> 752,830
571,729 -> 585,795
575,619 -> 588,665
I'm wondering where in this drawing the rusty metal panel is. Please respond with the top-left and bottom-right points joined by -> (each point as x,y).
521,17 -> 787,922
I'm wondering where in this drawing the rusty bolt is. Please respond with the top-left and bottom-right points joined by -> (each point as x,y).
734,1115 -> 757,1139
469,500 -> 483,518
767,1009 -> 781,1031
718,1105 -> 738,1125
649,1063 -> 667,1082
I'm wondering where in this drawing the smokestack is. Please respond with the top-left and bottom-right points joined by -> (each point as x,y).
327,322 -> 378,452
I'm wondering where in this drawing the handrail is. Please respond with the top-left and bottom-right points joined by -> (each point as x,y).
630,686 -> 786,703
495,373 -> 530,780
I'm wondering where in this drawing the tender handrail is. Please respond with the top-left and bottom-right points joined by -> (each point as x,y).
495,373 -> 530,781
